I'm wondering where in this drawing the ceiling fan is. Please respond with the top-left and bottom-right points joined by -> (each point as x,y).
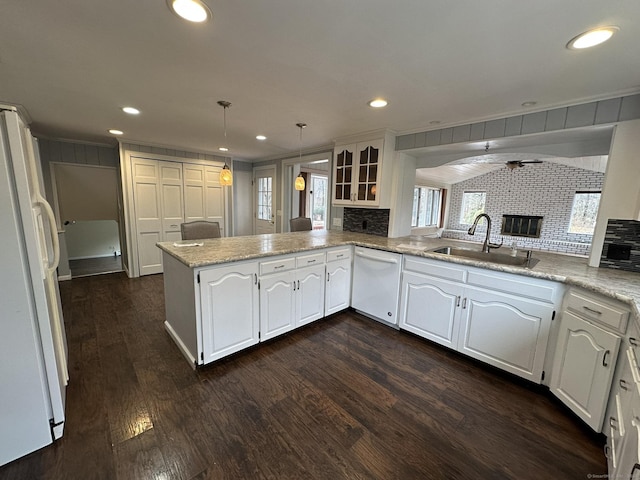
506,159 -> 543,170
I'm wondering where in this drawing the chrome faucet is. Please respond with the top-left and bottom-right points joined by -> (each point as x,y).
467,213 -> 503,253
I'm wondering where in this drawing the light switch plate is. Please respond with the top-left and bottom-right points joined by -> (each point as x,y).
332,217 -> 342,227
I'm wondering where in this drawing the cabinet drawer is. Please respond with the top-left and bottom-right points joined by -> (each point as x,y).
296,252 -> 325,268
326,247 -> 351,263
403,256 -> 466,282
566,289 -> 630,332
260,257 -> 296,275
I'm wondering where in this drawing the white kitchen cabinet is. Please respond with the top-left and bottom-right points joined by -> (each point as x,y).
199,261 -> 260,364
352,247 -> 402,325
259,252 -> 327,341
399,272 -> 464,350
606,322 -> 639,476
331,130 -> 397,209
326,258 -> 352,315
550,310 -> 621,431
458,286 -> 554,383
260,269 -> 297,341
399,255 -> 561,383
333,139 -> 387,207
296,263 -> 326,327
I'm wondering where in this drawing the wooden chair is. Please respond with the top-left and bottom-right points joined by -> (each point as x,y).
289,217 -> 312,232
180,221 -> 221,240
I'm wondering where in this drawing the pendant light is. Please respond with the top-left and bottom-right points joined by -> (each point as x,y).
295,122 -> 307,191
217,100 -> 233,186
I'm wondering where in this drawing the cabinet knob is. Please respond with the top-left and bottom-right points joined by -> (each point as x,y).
630,337 -> 639,347
603,350 -> 611,367
620,379 -> 630,390
609,416 -> 617,430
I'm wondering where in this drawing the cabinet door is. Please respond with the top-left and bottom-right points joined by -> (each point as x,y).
550,311 -> 621,431
260,270 -> 296,341
354,139 -> 382,206
617,399 -> 640,480
296,264 -> 326,327
399,272 -> 464,350
458,287 -> 553,383
200,263 -> 259,363
332,144 -> 355,205
325,259 -> 352,315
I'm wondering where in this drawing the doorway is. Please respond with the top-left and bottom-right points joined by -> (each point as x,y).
51,163 -> 123,277
254,166 -> 276,234
306,174 -> 328,229
283,155 -> 330,232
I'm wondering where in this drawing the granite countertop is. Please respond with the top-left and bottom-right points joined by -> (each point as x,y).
157,230 -> 640,318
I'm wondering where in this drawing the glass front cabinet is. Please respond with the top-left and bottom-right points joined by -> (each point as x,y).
332,139 -> 384,207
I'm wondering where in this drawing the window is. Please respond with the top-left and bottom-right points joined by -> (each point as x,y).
568,191 -> 601,234
257,176 -> 272,221
460,191 -> 486,224
411,186 -> 442,227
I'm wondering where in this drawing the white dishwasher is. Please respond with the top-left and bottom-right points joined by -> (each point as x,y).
352,247 -> 402,325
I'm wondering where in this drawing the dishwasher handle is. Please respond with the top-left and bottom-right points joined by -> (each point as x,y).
355,251 -> 399,264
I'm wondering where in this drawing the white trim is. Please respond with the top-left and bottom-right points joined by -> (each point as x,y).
164,321 -> 197,369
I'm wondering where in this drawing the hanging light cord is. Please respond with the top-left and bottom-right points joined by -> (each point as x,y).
297,122 -> 306,161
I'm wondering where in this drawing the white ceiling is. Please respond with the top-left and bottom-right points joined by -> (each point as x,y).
416,155 -> 608,186
1,1 -> 638,160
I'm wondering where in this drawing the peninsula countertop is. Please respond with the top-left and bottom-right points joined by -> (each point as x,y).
157,230 -> 640,318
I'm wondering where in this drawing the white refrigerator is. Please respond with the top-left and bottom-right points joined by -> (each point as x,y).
0,106 -> 68,466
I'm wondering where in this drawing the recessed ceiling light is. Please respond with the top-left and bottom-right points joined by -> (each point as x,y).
167,0 -> 212,23
567,26 -> 619,50
108,129 -> 123,135
122,107 -> 140,115
368,99 -> 388,108
521,101 -> 537,107
218,147 -> 229,152
256,135 -> 267,141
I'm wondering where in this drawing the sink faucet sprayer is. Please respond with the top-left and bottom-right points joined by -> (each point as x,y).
467,213 -> 503,253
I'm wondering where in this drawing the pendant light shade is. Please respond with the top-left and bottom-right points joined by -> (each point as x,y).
295,122 -> 307,191
219,164 -> 233,186
217,100 -> 233,186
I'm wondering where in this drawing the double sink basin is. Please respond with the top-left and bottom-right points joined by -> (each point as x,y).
428,246 -> 539,269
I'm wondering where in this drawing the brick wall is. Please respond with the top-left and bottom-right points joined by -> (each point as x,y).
443,162 -> 604,256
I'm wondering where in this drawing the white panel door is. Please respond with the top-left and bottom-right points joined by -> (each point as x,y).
159,161 -> 183,243
550,310 -> 620,430
260,270 -> 296,341
131,157 -> 163,275
254,166 -> 276,234
183,164 -> 206,222
200,262 -> 260,363
399,272 -> 464,350
183,164 -> 225,236
325,259 -> 352,315
296,264 -> 325,327
458,287 -> 553,383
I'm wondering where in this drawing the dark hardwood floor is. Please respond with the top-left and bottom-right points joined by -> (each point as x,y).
69,255 -> 123,278
1,272 -> 607,479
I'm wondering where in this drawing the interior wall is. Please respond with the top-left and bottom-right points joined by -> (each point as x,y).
232,160 -> 253,236
442,162 -> 604,256
65,220 -> 120,259
590,119 -> 640,266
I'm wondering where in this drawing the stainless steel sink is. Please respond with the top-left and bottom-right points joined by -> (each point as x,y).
428,246 -> 539,268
